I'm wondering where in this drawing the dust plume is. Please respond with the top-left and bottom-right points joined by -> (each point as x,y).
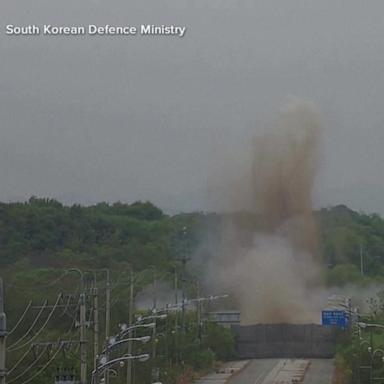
202,99 -> 325,324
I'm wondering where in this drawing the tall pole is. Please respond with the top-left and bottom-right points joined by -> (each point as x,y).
180,226 -> 188,335
174,267 -> 178,307
181,257 -> 186,334
105,270 -> 111,343
174,266 -> 179,363
80,293 -> 87,384
93,286 -> 99,372
370,328 -> 373,384
127,268 -> 134,384
151,319 -> 158,383
0,278 -> 6,384
153,270 -> 157,312
196,282 -> 201,340
104,269 -> 111,384
360,244 -> 364,277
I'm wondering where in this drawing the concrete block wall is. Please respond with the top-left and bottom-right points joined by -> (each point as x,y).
232,324 -> 339,358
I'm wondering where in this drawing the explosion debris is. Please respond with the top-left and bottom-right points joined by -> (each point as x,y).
203,99 -> 324,324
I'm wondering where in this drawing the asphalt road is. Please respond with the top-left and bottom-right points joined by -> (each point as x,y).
303,359 -> 335,384
227,359 -> 334,384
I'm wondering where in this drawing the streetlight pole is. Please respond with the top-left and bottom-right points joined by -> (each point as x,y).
371,349 -> 384,382
359,340 -> 372,383
357,322 -> 384,384
93,354 -> 150,384
137,313 -> 166,384
101,336 -> 150,356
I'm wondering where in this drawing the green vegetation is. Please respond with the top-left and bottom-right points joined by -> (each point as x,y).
0,198 -> 233,384
335,289 -> 384,384
1,198 -> 384,383
317,205 -> 384,286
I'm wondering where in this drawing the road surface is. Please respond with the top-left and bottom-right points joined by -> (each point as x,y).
227,359 -> 334,384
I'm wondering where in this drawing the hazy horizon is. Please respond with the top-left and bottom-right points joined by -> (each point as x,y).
1,1 -> 384,215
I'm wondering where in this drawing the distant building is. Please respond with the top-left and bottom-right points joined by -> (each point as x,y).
54,368 -> 78,384
208,310 -> 240,328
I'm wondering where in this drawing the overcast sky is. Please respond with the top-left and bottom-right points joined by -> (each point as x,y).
1,0 -> 384,214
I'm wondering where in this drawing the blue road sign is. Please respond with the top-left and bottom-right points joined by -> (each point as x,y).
322,310 -> 348,329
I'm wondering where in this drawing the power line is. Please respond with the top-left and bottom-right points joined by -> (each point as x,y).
4,271 -> 70,291
8,294 -> 62,351
7,300 -> 32,336
18,344 -> 63,384
7,345 -> 48,384
7,345 -> 33,375
7,300 -> 48,350
8,299 -> 79,376
8,301 -> 81,383
61,297 -> 81,337
59,294 -> 74,318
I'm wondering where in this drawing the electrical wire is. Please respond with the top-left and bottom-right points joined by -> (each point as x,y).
7,296 -> 78,375
7,301 -> 33,336
18,344 -> 63,384
7,300 -> 48,350
7,345 -> 49,384
59,294 -> 72,317
5,271 -> 70,291
8,294 -> 62,351
6,345 -> 34,375
7,294 -> 80,384
62,297 -> 80,338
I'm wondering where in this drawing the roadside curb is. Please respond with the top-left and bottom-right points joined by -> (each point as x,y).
224,360 -> 250,382
194,360 -> 250,384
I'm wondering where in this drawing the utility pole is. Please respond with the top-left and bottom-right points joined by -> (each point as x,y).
0,278 -> 6,384
174,265 -> 178,363
151,268 -> 159,382
79,293 -> 87,384
104,269 -> 111,384
126,268 -> 134,384
93,285 -> 99,372
179,226 -> 190,335
174,267 -> 178,307
360,244 -> 364,277
105,270 -> 111,344
153,270 -> 157,312
151,318 -> 158,383
181,256 -> 188,335
196,282 -> 201,340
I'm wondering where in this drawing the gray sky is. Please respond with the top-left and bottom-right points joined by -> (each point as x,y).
1,0 -> 384,214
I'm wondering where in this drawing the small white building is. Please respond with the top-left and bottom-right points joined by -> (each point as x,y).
208,311 -> 240,328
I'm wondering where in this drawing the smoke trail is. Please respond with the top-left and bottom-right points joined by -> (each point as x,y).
203,99 -> 324,324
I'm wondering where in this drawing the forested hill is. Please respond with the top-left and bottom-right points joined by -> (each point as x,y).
316,204 -> 384,284
0,197 -> 180,270
0,198 -> 384,286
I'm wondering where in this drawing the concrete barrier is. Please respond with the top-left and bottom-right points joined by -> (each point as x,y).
232,324 -> 339,358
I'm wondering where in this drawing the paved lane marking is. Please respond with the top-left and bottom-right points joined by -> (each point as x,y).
260,359 -> 310,384
254,370 -> 267,384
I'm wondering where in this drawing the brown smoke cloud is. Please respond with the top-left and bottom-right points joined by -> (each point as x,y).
203,99 -> 325,324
